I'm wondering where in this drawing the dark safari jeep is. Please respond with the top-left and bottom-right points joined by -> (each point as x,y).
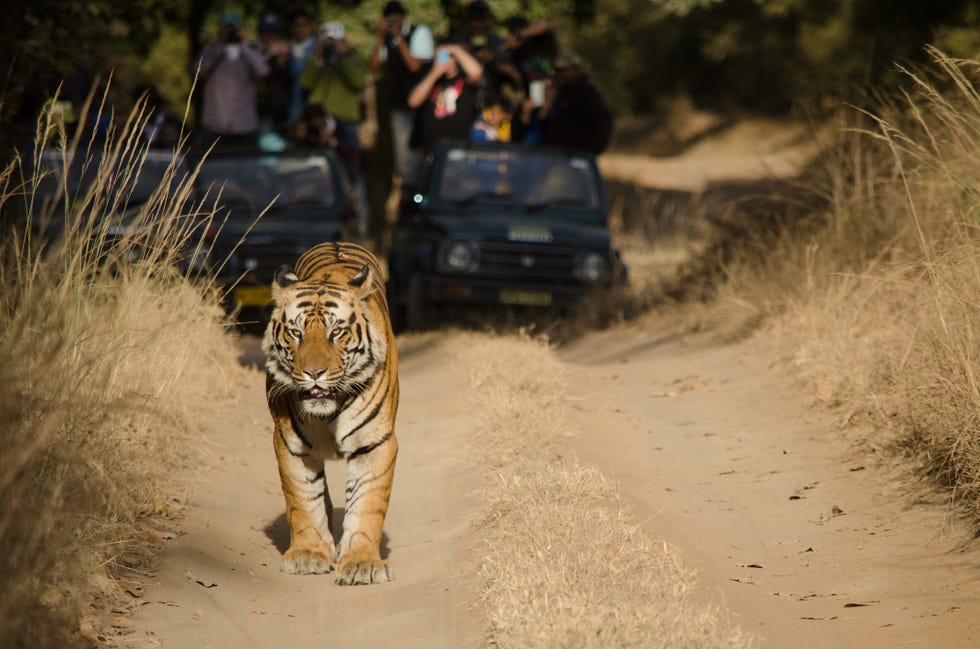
387,142 -> 625,330
190,147 -> 352,318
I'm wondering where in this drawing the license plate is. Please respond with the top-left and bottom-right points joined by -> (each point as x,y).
234,285 -> 272,307
507,225 -> 553,243
499,289 -> 552,306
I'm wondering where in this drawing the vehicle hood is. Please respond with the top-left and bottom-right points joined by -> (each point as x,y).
211,213 -> 344,249
429,213 -> 611,250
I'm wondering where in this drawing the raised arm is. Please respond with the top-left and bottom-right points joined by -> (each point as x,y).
444,44 -> 483,84
407,62 -> 444,109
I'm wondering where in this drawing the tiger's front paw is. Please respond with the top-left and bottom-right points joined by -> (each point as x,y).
280,547 -> 334,575
335,558 -> 394,585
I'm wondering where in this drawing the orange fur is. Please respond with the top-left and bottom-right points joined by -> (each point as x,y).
263,242 -> 398,584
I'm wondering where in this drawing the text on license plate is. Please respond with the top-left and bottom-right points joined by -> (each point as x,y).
234,285 -> 273,307
499,289 -> 552,306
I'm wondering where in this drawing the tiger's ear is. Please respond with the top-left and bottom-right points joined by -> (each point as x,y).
272,264 -> 300,304
274,264 -> 300,287
348,264 -> 371,293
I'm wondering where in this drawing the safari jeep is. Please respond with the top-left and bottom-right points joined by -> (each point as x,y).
188,147 -> 353,320
386,141 -> 625,331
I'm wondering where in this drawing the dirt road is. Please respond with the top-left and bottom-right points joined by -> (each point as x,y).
121,117 -> 980,647
129,321 -> 980,648
130,336 -> 483,648
562,324 -> 980,648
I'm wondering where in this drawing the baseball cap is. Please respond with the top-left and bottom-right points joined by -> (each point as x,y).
503,16 -> 530,33
466,0 -> 493,20
258,13 -> 281,32
320,21 -> 345,40
382,1 -> 406,16
218,11 -> 242,27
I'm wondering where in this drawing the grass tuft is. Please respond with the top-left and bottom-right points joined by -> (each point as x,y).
442,332 -> 752,648
719,48 -> 980,527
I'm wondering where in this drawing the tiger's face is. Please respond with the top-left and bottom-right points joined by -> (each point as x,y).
263,265 -> 387,419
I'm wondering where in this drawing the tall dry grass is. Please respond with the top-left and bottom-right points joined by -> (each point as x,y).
720,48 -> 980,525
0,97 -> 242,647
444,332 -> 751,648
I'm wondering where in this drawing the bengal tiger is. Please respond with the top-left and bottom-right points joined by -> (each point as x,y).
262,242 -> 398,585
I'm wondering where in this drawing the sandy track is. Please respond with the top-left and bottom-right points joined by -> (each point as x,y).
130,322 -> 980,648
561,324 -> 980,648
130,336 -> 483,648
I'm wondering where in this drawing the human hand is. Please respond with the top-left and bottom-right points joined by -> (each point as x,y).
503,33 -> 522,50
269,41 -> 289,58
378,15 -> 400,36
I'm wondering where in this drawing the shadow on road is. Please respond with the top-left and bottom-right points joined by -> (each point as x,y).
263,511 -> 392,560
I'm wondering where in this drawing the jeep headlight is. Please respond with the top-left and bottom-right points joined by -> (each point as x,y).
575,252 -> 608,283
441,241 -> 480,272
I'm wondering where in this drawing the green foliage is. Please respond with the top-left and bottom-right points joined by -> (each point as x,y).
7,0 -> 980,137
573,0 -> 980,115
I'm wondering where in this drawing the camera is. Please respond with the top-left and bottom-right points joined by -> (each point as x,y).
223,25 -> 241,43
321,41 -> 337,64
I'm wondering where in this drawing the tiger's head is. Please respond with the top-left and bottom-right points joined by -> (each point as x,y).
263,262 -> 389,419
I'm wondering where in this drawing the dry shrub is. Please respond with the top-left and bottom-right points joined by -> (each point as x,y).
0,97 -> 241,647
443,332 -> 751,648
726,49 -> 980,523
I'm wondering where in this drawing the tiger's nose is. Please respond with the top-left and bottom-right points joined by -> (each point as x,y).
304,367 -> 326,380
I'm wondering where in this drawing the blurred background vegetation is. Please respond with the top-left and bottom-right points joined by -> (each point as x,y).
4,0 -> 980,148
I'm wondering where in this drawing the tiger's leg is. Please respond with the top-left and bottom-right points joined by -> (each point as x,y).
335,432 -> 398,585
274,419 -> 336,574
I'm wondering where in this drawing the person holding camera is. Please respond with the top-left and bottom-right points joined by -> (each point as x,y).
286,9 -> 317,125
539,52 -> 613,154
300,21 -> 369,237
368,1 -> 434,185
255,13 -> 293,135
407,43 -> 484,155
195,12 -> 269,146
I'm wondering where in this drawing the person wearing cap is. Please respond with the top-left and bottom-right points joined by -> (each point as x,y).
407,42 -> 484,155
195,11 -> 270,145
300,21 -> 370,237
256,12 -> 293,133
451,1 -> 504,68
287,8 -> 317,124
449,0 -> 507,97
539,52 -> 613,155
368,0 -> 434,185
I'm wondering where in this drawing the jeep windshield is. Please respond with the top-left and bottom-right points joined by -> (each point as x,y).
433,146 -> 603,223
196,153 -> 339,219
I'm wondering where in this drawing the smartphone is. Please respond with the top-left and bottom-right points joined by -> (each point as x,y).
529,80 -> 546,107
436,50 -> 451,64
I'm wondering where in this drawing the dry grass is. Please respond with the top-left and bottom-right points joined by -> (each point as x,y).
0,96 -> 242,647
718,49 -> 980,526
442,332 -> 751,648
